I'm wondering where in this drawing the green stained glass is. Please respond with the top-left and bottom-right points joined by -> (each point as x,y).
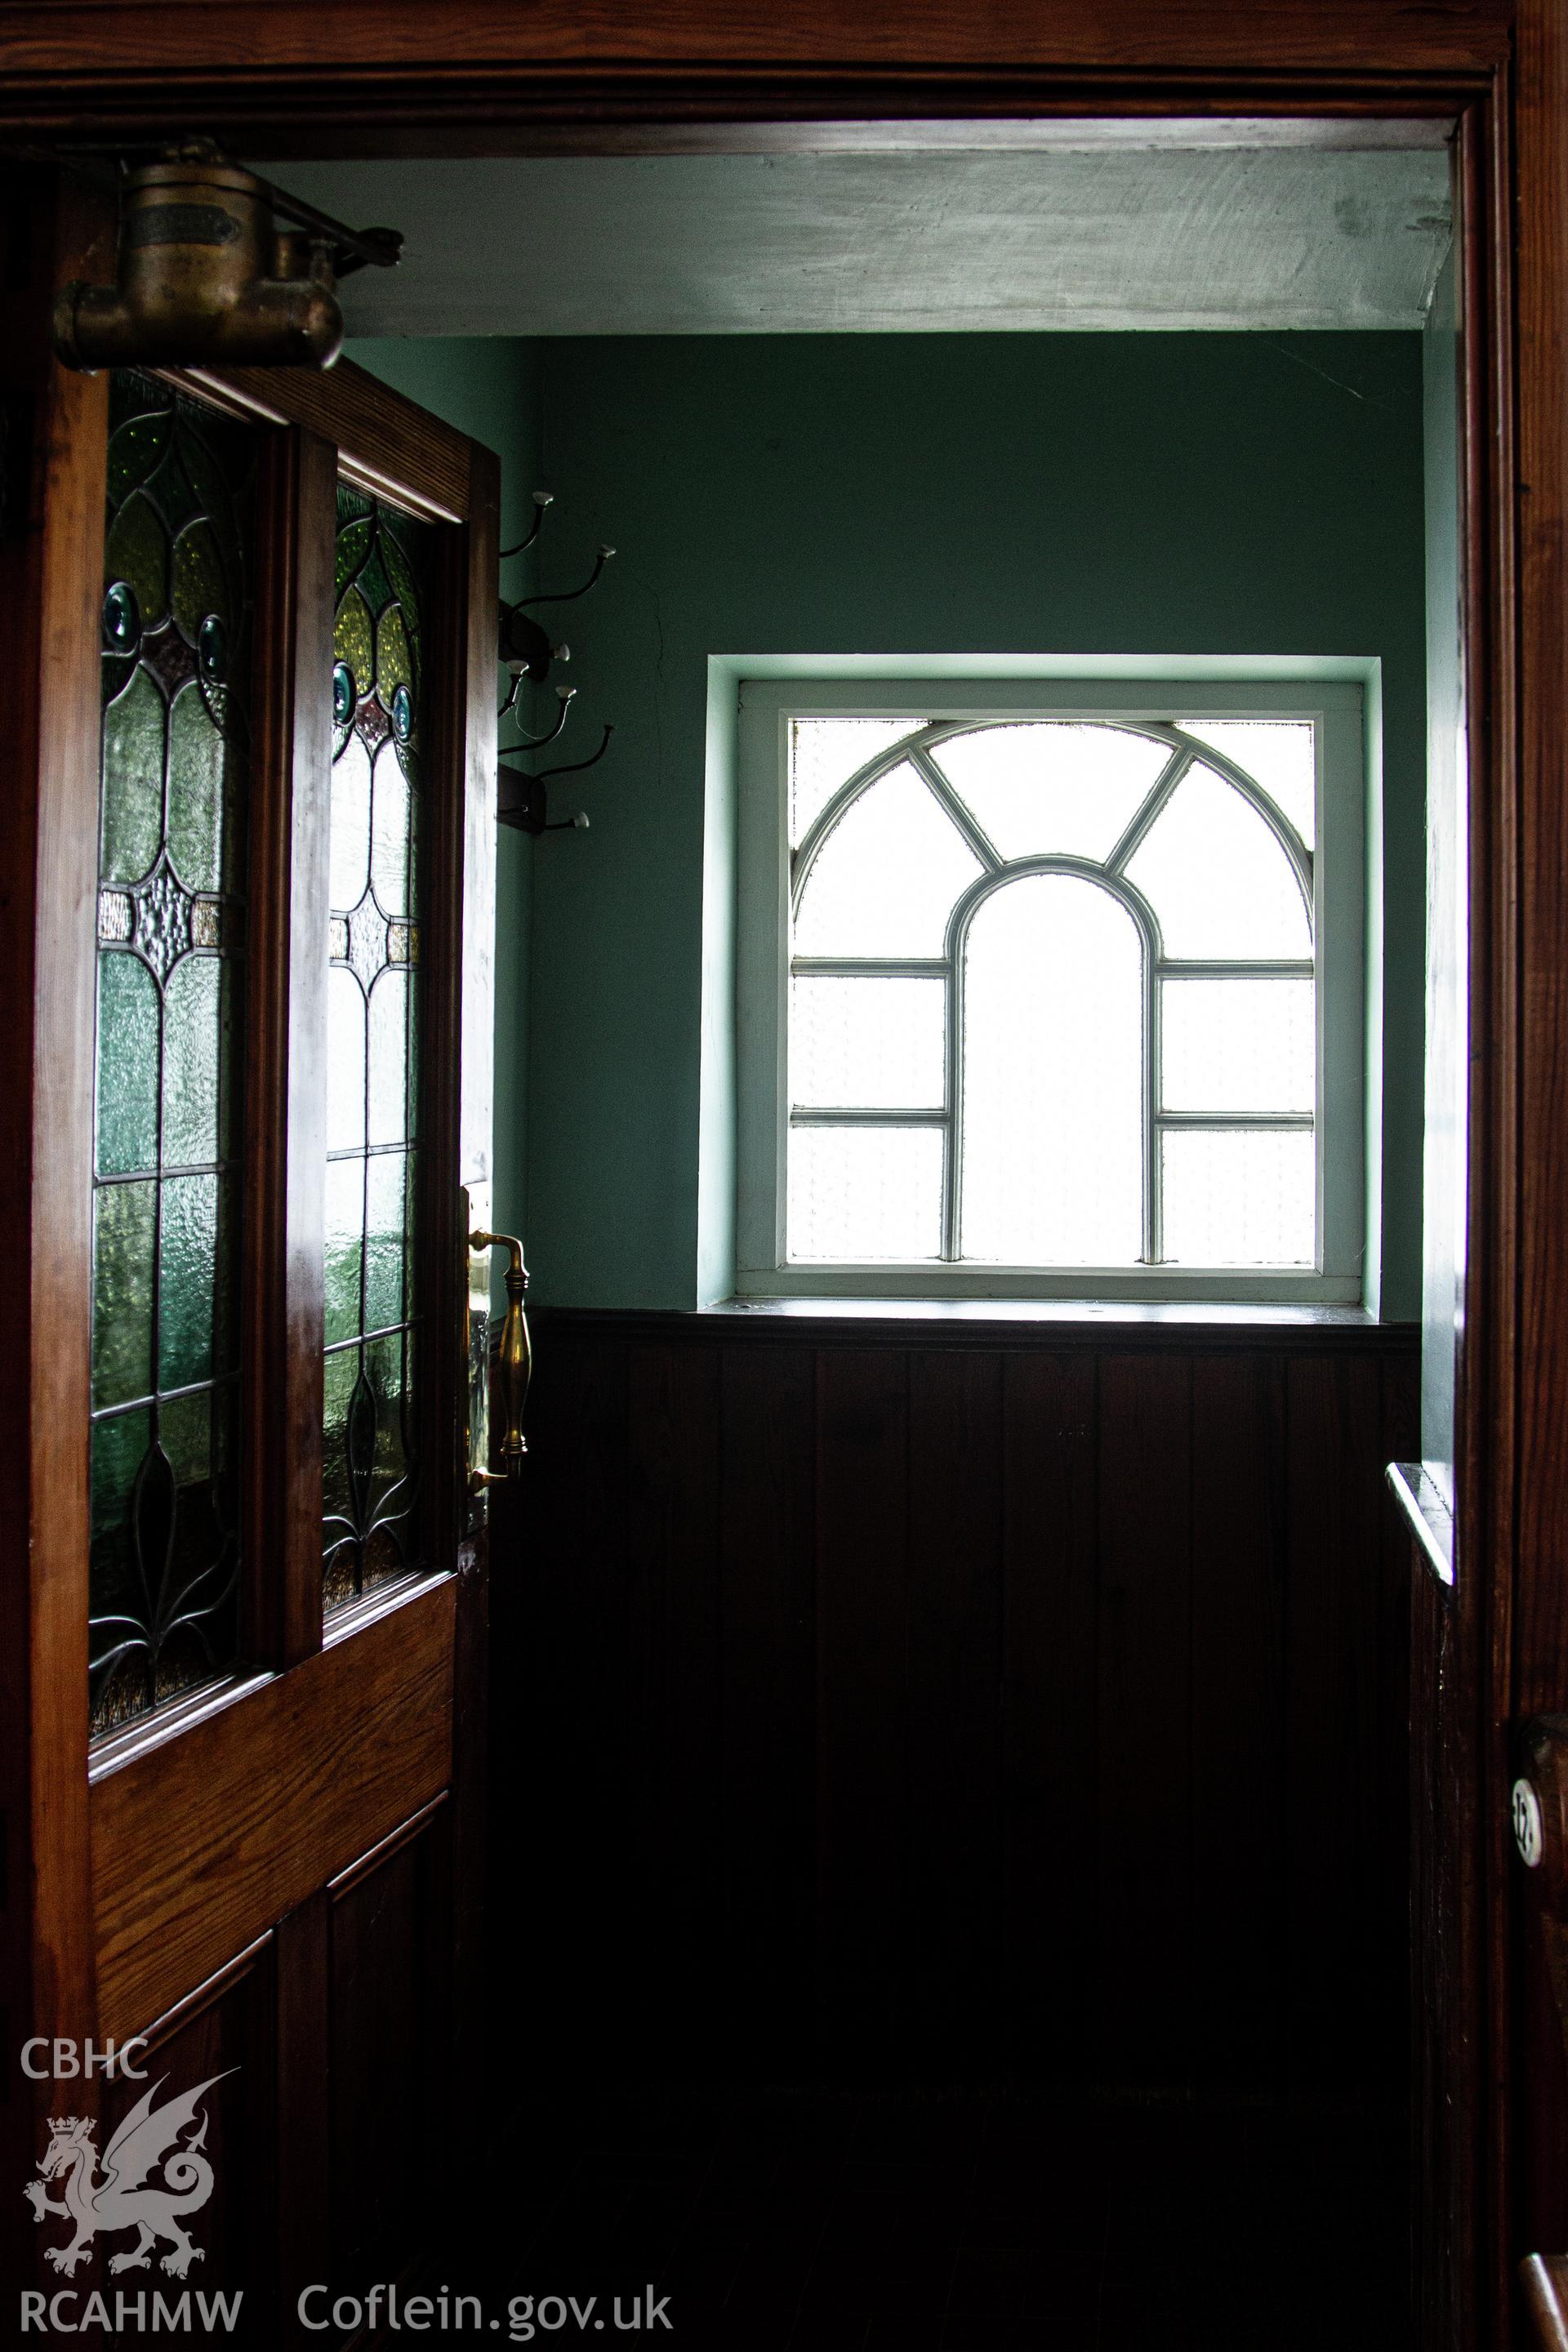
108,411 -> 171,504
101,666 -> 167,885
335,586 -> 375,699
158,1172 -> 218,1388
161,954 -> 227,1168
90,371 -> 253,1740
105,492 -> 169,632
96,954 -> 159,1177
329,727 -> 372,914
324,479 -> 430,1610
364,1150 -> 408,1331
172,519 -> 227,647
355,540 -> 393,621
324,1155 -> 364,1344
92,1182 -> 155,1407
371,744 -> 412,918
376,602 -> 413,708
167,683 -> 225,893
336,514 -> 372,597
367,969 -> 410,1147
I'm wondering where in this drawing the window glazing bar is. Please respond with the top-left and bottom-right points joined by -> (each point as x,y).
1155,1111 -> 1314,1129
1105,744 -> 1195,875
910,746 -> 1004,872
1157,958 -> 1314,979
791,1106 -> 949,1126
791,956 -> 950,978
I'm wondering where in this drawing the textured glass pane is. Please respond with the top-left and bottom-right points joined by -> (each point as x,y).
791,976 -> 945,1110
324,1156 -> 365,1345
1162,1129 -> 1315,1267
161,954 -> 224,1168
92,1182 -> 155,1407
960,875 -> 1144,1266
330,727 -> 373,915
336,584 -> 375,698
788,1125 -> 943,1261
1125,764 -> 1311,958
172,518 -> 225,645
371,741 -> 412,918
327,966 -> 368,1153
795,762 -> 982,958
91,372 -> 255,1740
96,953 -> 159,1177
101,666 -> 166,884
167,682 -> 225,893
1183,719 -> 1316,849
158,1173 -> 219,1389
324,482 -> 429,1611
364,1150 -> 409,1331
931,723 -> 1169,863
367,969 -> 410,1147
790,717 -> 915,846
105,491 -> 169,632
1162,978 -> 1315,1115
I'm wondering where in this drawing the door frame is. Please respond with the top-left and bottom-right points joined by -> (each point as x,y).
0,4 -> 1556,2345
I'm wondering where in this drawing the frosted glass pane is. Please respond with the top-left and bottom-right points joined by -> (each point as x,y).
931,723 -> 1169,862
326,965 -> 367,1153
1162,978 -> 1315,1114
788,1125 -> 942,1261
791,976 -> 944,1110
1162,1129 -> 1315,1266
1183,719 -> 1316,848
1126,764 -> 1311,958
960,875 -> 1143,1266
790,718 -> 915,845
795,762 -> 982,957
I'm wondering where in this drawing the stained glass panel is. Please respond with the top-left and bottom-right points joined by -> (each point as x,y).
89,371 -> 255,1738
323,479 -> 430,1612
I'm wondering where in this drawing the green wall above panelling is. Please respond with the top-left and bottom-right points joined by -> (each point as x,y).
524,330 -> 1427,1315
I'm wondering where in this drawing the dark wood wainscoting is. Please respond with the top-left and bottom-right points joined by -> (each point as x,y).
493,1312 -> 1417,2110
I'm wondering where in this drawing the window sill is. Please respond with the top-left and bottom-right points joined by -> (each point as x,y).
712,1294 -> 1380,1330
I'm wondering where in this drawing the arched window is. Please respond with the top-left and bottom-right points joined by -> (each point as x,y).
737,685 -> 1365,1302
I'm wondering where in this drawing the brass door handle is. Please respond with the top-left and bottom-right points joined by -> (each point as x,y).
467,1228 -> 531,1486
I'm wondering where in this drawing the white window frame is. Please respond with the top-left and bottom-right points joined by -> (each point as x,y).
735,677 -> 1365,1304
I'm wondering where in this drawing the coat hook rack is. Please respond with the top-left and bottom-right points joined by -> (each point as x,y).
497,492 -> 617,837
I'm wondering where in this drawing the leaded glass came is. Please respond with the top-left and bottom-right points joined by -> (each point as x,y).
90,372 -> 254,1737
323,480 -> 429,1611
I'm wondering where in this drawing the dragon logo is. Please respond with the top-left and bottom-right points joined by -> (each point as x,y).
24,2074 -> 229,2278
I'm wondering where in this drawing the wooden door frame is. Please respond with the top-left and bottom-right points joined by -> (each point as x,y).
2,2 -> 1558,2344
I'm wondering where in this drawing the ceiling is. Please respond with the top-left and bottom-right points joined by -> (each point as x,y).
262,143 -> 1454,338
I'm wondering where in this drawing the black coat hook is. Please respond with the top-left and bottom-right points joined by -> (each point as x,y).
500,489 -> 555,562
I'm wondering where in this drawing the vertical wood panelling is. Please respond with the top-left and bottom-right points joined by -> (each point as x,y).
1000,1351 -> 1098,2088
906,1349 -> 1005,2078
814,1348 -> 909,2079
1284,1352 -> 1392,2101
1189,1351 -> 1287,2100
624,1342 -> 724,2073
719,1343 -> 817,2078
1095,1352 -> 1194,2094
509,1316 -> 1415,2109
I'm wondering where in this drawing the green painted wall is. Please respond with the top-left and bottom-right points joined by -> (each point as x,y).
347,336 -> 541,1281
523,330 -> 1427,1314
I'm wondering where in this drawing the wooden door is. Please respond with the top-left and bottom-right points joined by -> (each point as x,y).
2,170 -> 500,2341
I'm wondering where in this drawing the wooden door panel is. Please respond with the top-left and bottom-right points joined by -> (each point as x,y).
100,1936 -> 278,2345
91,1578 -> 457,2041
327,1806 -> 451,2305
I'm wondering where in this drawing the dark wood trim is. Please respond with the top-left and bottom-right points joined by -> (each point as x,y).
118,1928 -> 275,2063
1522,2256 -> 1568,2352
326,1791 -> 448,1900
244,422 -> 334,1670
535,1304 -> 1423,1357
0,165 -> 113,2289
172,360 -> 479,528
91,1575 -> 457,2040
